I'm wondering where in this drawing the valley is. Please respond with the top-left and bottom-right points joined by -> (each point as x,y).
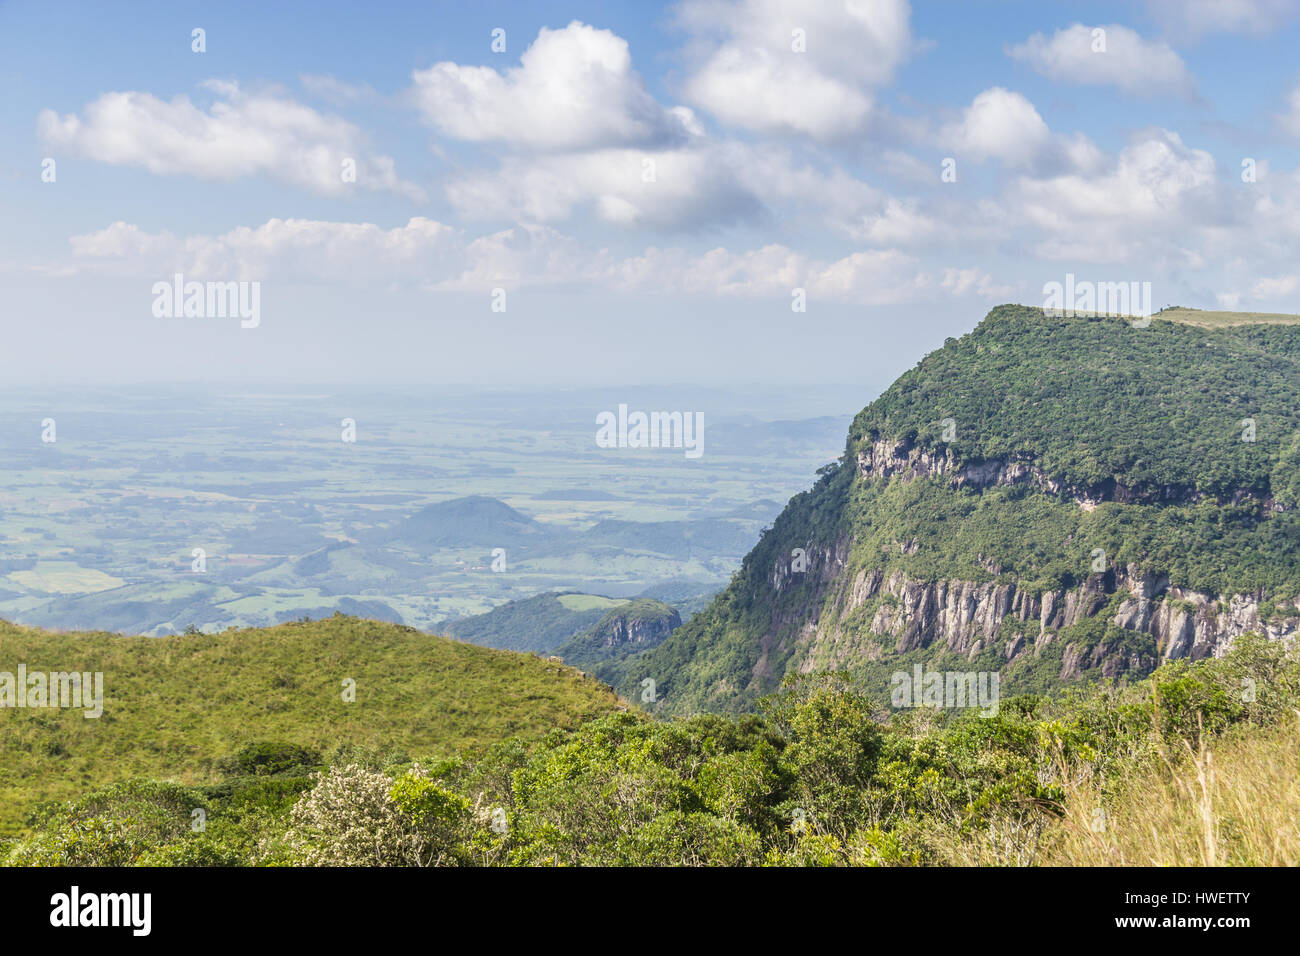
0,385 -> 856,636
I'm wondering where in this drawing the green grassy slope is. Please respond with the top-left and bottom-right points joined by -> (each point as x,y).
7,634 -> 1294,867
1156,306 -> 1300,327
0,615 -> 623,835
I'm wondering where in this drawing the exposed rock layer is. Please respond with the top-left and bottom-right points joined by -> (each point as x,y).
588,607 -> 682,649
773,539 -> 1297,683
855,436 -> 1284,511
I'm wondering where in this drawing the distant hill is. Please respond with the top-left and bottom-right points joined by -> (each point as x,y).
0,614 -> 623,835
444,588 -> 696,666
12,579 -> 238,636
636,578 -> 724,618
443,591 -> 620,654
581,517 -> 757,559
443,589 -> 684,689
379,495 -> 551,550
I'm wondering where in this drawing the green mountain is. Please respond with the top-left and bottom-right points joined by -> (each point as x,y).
622,305 -> 1300,714
443,591 -> 628,654
0,614 -> 623,835
445,591 -> 682,684
555,598 -> 681,684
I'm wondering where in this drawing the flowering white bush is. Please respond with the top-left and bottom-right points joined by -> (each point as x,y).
278,763 -> 471,866
281,764 -> 415,866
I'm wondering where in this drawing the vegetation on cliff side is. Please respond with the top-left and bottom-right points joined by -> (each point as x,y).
620,307 -> 1300,715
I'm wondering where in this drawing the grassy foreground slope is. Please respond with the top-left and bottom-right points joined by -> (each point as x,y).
0,615 -> 623,835
3,632 -> 1295,866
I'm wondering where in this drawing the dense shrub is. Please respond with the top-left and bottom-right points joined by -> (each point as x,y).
215,741 -> 322,778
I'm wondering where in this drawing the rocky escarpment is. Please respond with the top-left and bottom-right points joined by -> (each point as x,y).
855,436 -> 1284,512
753,432 -> 1299,689
625,308 -> 1300,714
558,600 -> 682,674
585,605 -> 682,649
777,543 -> 1299,682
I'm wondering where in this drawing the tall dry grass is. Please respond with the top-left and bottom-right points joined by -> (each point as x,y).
1038,713 -> 1300,866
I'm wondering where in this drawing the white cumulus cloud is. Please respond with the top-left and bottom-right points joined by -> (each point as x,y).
1008,24 -> 1194,98
942,87 -> 1052,166
38,81 -> 423,199
1007,130 -> 1217,262
410,21 -> 698,150
677,0 -> 914,139
64,216 -> 1008,305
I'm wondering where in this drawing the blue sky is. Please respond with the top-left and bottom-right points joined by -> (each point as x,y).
4,0 -> 1300,387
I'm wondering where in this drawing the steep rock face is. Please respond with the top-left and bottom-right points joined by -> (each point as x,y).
558,599 -> 684,676
587,606 -> 682,649
624,308 -> 1300,715
789,556 -> 1299,682
855,437 -> 1284,511
762,535 -> 852,683
756,441 -> 1298,694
